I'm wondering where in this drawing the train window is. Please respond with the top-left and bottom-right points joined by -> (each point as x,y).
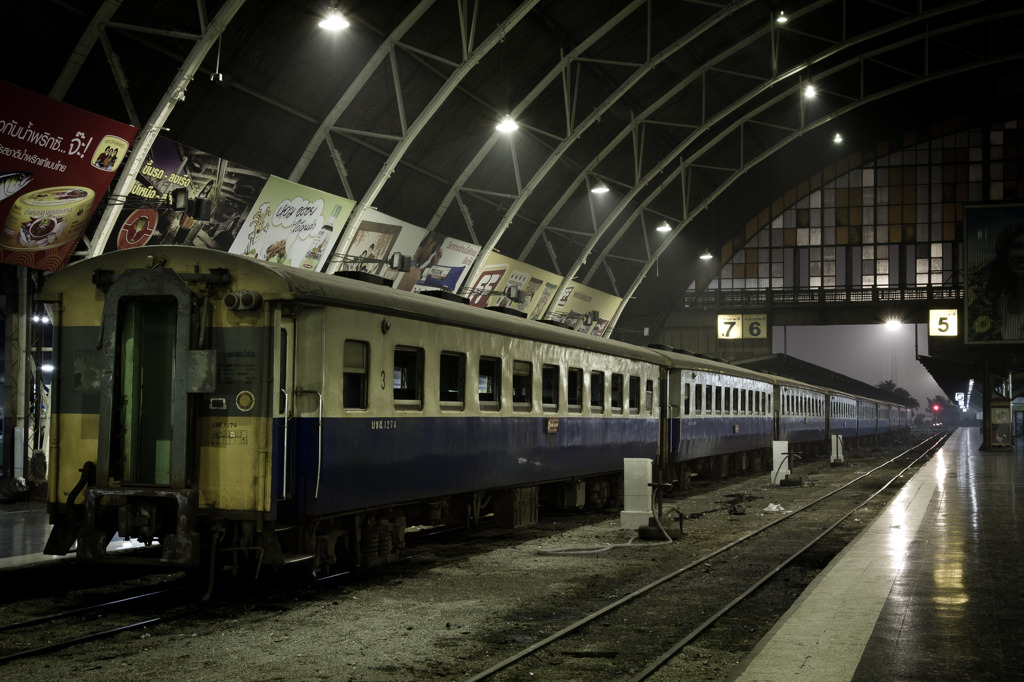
343,340 -> 369,409
628,376 -> 640,415
645,379 -> 654,414
513,361 -> 532,410
684,383 -> 691,415
478,356 -> 501,410
567,367 -> 583,412
591,371 -> 605,413
706,385 -> 713,414
723,386 -> 730,413
439,352 -> 466,410
393,346 -> 423,409
733,388 -> 739,415
694,383 -> 702,414
741,390 -> 747,415
715,386 -> 722,414
542,364 -> 559,411
611,374 -> 624,413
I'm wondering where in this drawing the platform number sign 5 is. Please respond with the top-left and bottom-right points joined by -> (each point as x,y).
929,309 -> 958,337
718,314 -> 767,340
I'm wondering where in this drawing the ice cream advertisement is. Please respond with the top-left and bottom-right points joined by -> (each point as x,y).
0,79 -> 138,270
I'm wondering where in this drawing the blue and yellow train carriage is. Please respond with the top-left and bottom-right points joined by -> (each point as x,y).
42,246 -> 665,574
655,350 -> 775,479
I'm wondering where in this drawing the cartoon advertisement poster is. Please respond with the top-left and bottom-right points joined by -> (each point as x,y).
0,79 -> 138,271
108,135 -> 270,254
229,175 -> 355,271
339,209 -> 481,292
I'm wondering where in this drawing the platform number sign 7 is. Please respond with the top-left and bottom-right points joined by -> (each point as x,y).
718,314 -> 743,339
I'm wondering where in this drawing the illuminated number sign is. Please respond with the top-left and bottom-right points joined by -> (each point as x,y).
718,314 -> 743,339
929,309 -> 958,337
718,314 -> 768,340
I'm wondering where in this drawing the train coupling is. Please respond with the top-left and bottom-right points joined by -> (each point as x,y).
77,487 -> 201,566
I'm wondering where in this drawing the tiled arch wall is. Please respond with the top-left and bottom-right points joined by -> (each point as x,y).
699,116 -> 1023,295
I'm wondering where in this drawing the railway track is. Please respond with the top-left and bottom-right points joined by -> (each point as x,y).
467,433 -> 947,681
0,585 -> 193,665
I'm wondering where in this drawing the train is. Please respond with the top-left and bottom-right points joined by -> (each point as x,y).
39,246 -> 912,576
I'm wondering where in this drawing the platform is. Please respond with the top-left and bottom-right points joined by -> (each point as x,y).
0,497 -> 63,570
727,427 -> 1024,681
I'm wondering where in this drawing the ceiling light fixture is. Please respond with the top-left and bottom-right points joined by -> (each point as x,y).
804,84 -> 816,98
655,221 -> 672,232
590,180 -> 610,194
319,5 -> 350,31
700,249 -> 713,260
776,11 -> 788,24
833,132 -> 843,143
496,116 -> 518,133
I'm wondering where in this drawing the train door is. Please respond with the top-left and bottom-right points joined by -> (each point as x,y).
274,316 -> 296,501
116,298 -> 176,486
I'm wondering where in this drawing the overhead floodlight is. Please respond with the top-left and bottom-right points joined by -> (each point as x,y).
319,7 -> 350,31
804,84 -> 816,98
590,180 -> 610,194
885,319 -> 902,331
496,116 -> 518,133
700,249 -> 713,260
833,132 -> 843,143
776,11 -> 788,24
41,364 -> 55,373
655,221 -> 672,232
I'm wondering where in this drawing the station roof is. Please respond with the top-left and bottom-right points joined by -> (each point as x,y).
6,1 -> 1023,340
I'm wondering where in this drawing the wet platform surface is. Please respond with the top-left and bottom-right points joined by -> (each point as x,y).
0,497 -> 61,569
728,427 -> 1024,681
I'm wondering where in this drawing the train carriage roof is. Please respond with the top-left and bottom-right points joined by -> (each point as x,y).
42,246 -> 668,364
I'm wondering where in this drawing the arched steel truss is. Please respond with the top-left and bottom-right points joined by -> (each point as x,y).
61,1 -> 1024,338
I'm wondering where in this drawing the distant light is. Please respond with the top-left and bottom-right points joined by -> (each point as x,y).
41,364 -> 54,373
590,180 -> 610,194
885,319 -> 902,331
833,132 -> 843,143
319,9 -> 350,31
496,116 -> 518,133
804,84 -> 816,98
776,11 -> 788,24
700,249 -> 713,260
655,221 -> 672,232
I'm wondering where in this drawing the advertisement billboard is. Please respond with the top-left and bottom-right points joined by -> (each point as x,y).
964,203 -> 1024,343
0,80 -> 137,270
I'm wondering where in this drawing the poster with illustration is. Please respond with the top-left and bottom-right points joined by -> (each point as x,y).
229,175 -> 355,270
340,220 -> 402,274
394,232 -> 480,293
0,79 -> 137,270
108,136 -> 270,254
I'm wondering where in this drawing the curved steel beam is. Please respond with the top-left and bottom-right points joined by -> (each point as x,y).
607,50 -> 1024,334
89,0 -> 248,257
458,0 -> 757,297
424,0 -> 648,235
286,0 -> 436,184
544,0 -> 986,321
328,0 -> 542,271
